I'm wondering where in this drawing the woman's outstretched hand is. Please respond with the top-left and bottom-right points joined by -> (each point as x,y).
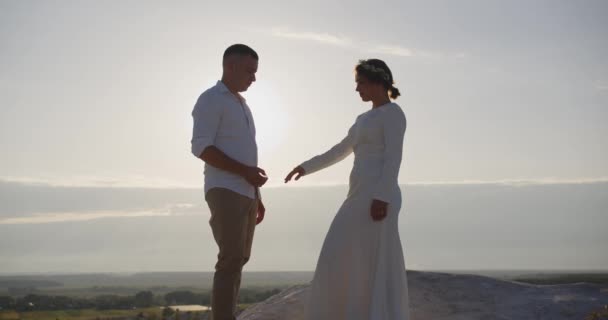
370,199 -> 388,221
284,166 -> 305,183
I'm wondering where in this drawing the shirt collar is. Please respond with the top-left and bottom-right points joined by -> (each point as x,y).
216,80 -> 246,102
216,80 -> 230,93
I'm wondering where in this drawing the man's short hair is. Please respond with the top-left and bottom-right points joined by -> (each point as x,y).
223,44 -> 259,60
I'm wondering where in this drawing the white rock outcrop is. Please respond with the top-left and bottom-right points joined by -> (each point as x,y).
238,271 -> 608,320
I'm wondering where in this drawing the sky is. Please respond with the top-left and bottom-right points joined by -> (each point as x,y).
0,1 -> 607,273
1,0 -> 607,188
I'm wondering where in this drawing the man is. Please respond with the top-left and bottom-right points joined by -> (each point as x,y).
191,44 -> 267,320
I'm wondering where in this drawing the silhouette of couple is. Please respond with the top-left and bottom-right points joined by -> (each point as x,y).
191,44 -> 409,320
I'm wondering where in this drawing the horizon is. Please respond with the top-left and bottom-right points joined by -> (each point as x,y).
3,268 -> 608,277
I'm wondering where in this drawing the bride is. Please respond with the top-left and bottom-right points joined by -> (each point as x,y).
284,59 -> 410,320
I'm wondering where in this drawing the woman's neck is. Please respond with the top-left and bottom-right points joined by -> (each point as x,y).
372,96 -> 391,108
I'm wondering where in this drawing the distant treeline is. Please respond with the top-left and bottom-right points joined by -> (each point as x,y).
514,273 -> 608,285
0,288 -> 281,311
0,280 -> 62,288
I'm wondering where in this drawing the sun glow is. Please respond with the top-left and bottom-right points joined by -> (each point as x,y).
243,81 -> 289,154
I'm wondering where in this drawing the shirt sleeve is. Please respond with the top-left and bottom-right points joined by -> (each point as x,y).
373,107 -> 406,203
191,94 -> 223,158
299,119 -> 358,175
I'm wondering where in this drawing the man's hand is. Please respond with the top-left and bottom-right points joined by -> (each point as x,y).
370,199 -> 388,221
256,199 -> 266,225
243,167 -> 268,187
200,147 -> 268,187
284,166 -> 305,183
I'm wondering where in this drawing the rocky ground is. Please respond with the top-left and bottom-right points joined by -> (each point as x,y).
238,271 -> 608,320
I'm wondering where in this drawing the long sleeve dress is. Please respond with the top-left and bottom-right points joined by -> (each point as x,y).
300,102 -> 410,320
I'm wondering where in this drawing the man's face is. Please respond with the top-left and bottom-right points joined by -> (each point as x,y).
233,55 -> 258,92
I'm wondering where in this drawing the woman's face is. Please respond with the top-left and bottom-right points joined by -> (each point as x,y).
355,74 -> 377,102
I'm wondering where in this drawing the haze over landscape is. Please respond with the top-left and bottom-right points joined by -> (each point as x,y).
1,1 -> 607,275
1,181 -> 607,273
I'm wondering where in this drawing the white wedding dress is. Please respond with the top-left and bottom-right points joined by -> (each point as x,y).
300,102 -> 410,320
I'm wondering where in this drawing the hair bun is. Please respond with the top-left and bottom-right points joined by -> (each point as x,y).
389,85 -> 401,99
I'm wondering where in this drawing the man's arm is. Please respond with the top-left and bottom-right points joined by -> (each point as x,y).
199,146 -> 267,187
199,146 -> 250,177
191,94 -> 267,188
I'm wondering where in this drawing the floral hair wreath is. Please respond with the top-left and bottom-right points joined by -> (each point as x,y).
358,60 -> 391,82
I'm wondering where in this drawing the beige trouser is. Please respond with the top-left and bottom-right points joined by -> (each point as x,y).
205,187 -> 258,320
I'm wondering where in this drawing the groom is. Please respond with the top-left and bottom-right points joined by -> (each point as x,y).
191,44 -> 267,320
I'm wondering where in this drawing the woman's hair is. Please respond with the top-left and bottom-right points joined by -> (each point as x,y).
355,59 -> 401,99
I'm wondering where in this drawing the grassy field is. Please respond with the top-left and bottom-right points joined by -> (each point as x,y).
0,305 -> 258,320
0,307 -> 162,320
0,272 -> 313,294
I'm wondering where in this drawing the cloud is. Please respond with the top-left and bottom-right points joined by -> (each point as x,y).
269,28 -> 352,47
0,210 -> 171,225
280,177 -> 608,187
594,81 -> 608,91
265,27 -> 440,59
0,203 -> 199,225
1,176 -> 607,223
454,52 -> 468,59
367,45 -> 414,57
0,175 -> 197,189
406,177 -> 608,187
264,27 -> 469,60
4,176 -> 607,190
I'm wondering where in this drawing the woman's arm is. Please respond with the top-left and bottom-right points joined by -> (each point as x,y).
299,121 -> 358,176
285,119 -> 358,183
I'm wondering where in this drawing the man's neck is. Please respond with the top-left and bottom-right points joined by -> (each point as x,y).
220,79 -> 246,104
220,78 -> 239,95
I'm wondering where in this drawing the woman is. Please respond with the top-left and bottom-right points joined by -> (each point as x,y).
284,59 -> 410,319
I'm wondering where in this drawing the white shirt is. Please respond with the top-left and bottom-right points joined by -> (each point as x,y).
191,81 -> 258,199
